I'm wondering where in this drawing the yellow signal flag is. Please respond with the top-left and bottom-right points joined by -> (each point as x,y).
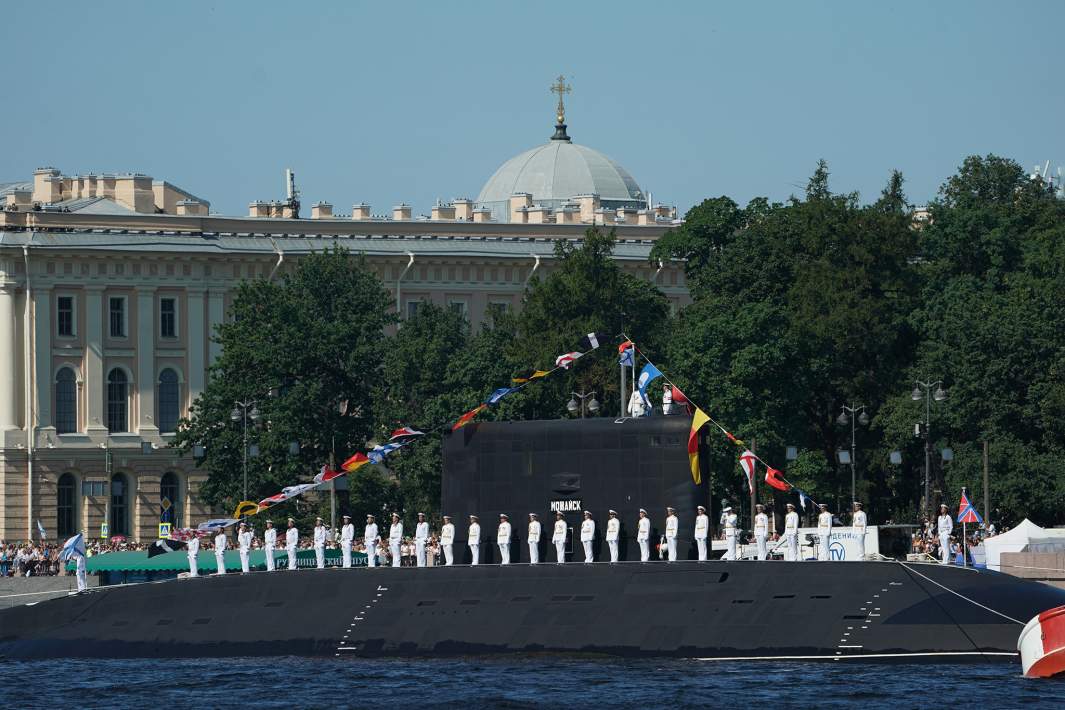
233,500 -> 259,519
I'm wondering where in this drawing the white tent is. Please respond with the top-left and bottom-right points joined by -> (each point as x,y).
983,518 -> 1065,572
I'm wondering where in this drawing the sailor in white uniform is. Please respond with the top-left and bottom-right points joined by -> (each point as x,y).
723,507 -> 738,561
285,518 -> 299,570
817,504 -> 833,561
694,505 -> 709,561
852,502 -> 868,561
937,504 -> 953,565
665,507 -> 679,562
606,510 -> 621,563
552,512 -> 567,564
415,513 -> 430,567
364,515 -> 379,568
389,513 -> 403,568
468,515 -> 481,565
440,515 -> 455,566
238,522 -> 253,574
784,503 -> 800,561
263,520 -> 277,571
637,509 -> 651,562
75,550 -> 87,591
580,511 -> 595,563
214,530 -> 227,575
340,515 -> 355,568
186,534 -> 200,577
313,517 -> 328,569
754,504 -> 769,561
497,514 -> 512,565
527,513 -> 541,564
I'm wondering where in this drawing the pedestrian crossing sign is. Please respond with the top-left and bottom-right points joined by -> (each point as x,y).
159,522 -> 172,538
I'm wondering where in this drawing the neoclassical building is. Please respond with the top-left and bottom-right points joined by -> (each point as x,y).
0,102 -> 690,543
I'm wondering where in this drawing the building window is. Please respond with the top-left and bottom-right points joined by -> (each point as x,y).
110,473 -> 129,537
81,480 -> 106,497
158,369 -> 180,434
406,300 -> 422,319
448,300 -> 468,318
108,296 -> 126,338
160,472 -> 180,528
159,297 -> 177,338
57,296 -> 75,337
55,367 -> 78,434
57,473 -> 77,538
106,368 -> 128,432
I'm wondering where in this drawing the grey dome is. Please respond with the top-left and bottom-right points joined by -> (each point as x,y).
476,140 -> 645,205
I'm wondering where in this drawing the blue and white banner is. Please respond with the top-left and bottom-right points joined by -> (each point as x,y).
637,363 -> 663,405
60,533 -> 85,561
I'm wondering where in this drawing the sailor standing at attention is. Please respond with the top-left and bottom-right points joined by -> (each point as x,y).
389,513 -> 403,568
187,533 -> 200,577
468,515 -> 481,565
637,509 -> 651,562
340,515 -> 355,568
440,515 -> 455,566
364,515 -> 379,568
606,510 -> 621,563
497,514 -> 512,565
580,511 -> 596,563
214,529 -> 228,575
74,549 -> 88,592
415,513 -> 430,567
723,507 -> 739,561
313,517 -> 328,569
552,512 -> 567,564
694,505 -> 709,561
238,522 -> 253,574
937,504 -> 953,565
665,507 -> 679,562
527,513 -> 541,564
285,518 -> 299,570
817,504 -> 833,561
754,504 -> 769,561
263,520 -> 277,571
852,502 -> 868,561
784,503 -> 800,561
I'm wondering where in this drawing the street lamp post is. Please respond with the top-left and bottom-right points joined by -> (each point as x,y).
230,400 -> 261,503
567,392 -> 600,419
911,380 -> 947,520
836,404 -> 869,505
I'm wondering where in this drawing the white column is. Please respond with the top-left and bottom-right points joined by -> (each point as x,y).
187,289 -> 205,403
33,287 -> 53,432
136,287 -> 158,435
207,290 -> 225,365
0,285 -> 17,429
84,286 -> 106,433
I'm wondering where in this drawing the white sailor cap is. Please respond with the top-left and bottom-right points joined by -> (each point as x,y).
442,515 -> 451,520
608,509 -> 618,515
667,506 -> 676,512
469,514 -> 478,520
391,512 -> 400,517
529,513 -> 538,518
697,505 -> 706,511
500,513 -> 508,519
343,514 -> 351,519
818,503 -> 828,509
939,504 -> 948,509
239,521 -> 247,526
287,517 -> 295,522
853,501 -> 863,507
755,504 -> 764,510
266,520 -> 274,525
639,508 -> 648,514
722,506 -> 732,513
316,516 -> 323,521
786,503 -> 795,509
418,512 -> 426,517
366,514 -> 375,520
583,510 -> 592,516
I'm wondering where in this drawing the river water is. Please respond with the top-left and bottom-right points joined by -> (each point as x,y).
1,656 -> 1060,709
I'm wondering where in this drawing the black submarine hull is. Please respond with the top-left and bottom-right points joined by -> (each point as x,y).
3,560 -> 1063,660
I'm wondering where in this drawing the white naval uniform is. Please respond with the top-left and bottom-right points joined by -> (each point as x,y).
527,520 -> 541,564
665,514 -> 679,562
415,521 -> 430,567
637,517 -> 651,561
341,523 -> 355,568
75,553 -> 87,591
497,521 -> 512,564
214,532 -> 227,575
754,513 -> 769,561
937,514 -> 953,565
606,518 -> 620,562
580,519 -> 595,563
389,522 -> 403,568
818,511 -> 833,561
364,523 -> 379,567
552,519 -> 567,563
313,525 -> 327,569
853,511 -> 868,560
440,523 -> 455,565
724,513 -> 738,561
238,530 -> 253,573
784,511 -> 800,561
694,514 -> 709,561
285,527 -> 299,570
263,528 -> 277,571
468,522 -> 481,565
187,536 -> 200,577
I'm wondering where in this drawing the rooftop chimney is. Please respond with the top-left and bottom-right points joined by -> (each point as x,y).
431,203 -> 457,220
248,200 -> 271,217
311,201 -> 334,219
351,203 -> 372,220
393,204 -> 412,221
509,193 -> 533,223
175,199 -> 208,216
472,208 -> 493,223
453,198 -> 474,221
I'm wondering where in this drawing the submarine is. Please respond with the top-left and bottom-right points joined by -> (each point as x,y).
2,417 -> 1063,660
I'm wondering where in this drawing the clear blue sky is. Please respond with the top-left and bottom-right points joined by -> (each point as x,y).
3,1 -> 1062,216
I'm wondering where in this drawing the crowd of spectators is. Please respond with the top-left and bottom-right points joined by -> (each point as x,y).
0,542 -> 62,577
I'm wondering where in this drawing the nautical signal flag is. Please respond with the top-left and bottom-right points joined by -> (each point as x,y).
60,533 -> 85,562
485,386 -> 519,405
313,465 -> 344,484
368,442 -> 404,465
578,332 -> 611,351
341,452 -> 370,472
232,501 -> 259,519
725,431 -> 746,448
148,538 -> 187,558
389,427 -> 425,441
512,369 -> 549,385
764,466 -> 790,492
739,450 -> 757,494
957,489 -> 984,524
687,407 -> 710,485
796,488 -> 813,511
618,341 -> 634,367
555,351 -> 583,369
452,404 -> 487,431
637,363 -> 663,405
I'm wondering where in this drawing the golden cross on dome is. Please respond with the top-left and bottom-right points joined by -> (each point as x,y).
550,74 -> 572,124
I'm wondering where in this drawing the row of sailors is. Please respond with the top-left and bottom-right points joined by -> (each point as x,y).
187,501 -> 872,575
